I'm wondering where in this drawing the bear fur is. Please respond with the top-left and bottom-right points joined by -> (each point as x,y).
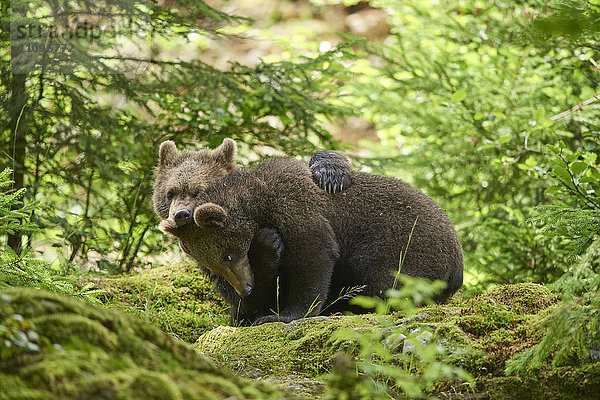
153,139 -> 352,227
153,139 -> 238,224
160,147 -> 463,324
324,169 -> 463,307
161,159 -> 340,324
153,139 -> 351,324
214,227 -> 283,325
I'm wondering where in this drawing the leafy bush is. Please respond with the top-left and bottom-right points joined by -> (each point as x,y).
506,145 -> 600,374
322,0 -> 600,286
497,1 -> 600,371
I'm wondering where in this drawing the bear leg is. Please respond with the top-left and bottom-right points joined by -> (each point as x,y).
254,219 -> 339,325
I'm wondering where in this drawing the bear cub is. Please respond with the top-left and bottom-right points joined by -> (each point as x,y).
158,139 -> 463,324
154,140 -> 350,324
161,158 -> 339,324
153,139 -> 351,228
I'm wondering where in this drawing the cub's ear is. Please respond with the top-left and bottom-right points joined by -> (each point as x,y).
194,203 -> 227,228
158,141 -> 178,167
212,138 -> 237,172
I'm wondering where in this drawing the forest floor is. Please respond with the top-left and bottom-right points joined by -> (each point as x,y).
77,264 -> 600,399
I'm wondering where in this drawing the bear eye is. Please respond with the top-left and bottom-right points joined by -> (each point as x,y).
222,254 -> 233,264
166,190 -> 175,201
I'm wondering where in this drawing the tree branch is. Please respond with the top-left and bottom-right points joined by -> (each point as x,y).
551,58 -> 600,121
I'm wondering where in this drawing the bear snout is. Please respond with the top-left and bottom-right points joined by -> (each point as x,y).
241,284 -> 253,298
159,218 -> 178,234
173,209 -> 193,227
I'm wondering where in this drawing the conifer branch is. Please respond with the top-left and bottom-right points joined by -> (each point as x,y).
0,257 -> 24,270
551,58 -> 600,121
556,154 -> 600,209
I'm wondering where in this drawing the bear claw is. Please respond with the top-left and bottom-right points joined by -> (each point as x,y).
309,151 -> 352,194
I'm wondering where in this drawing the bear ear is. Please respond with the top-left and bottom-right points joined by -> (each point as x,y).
158,141 -> 178,167
212,138 -> 237,172
194,203 -> 228,228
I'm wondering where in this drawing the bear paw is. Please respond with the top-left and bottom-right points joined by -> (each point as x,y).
251,228 -> 283,260
309,150 -> 352,194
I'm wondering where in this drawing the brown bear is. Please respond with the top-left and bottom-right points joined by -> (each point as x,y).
153,139 -> 351,227
220,227 -> 283,325
160,159 -> 340,324
159,145 -> 463,324
153,140 -> 350,324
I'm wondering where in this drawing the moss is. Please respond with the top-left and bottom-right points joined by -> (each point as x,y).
456,283 -> 554,337
82,263 -> 229,343
34,314 -> 118,348
49,271 -> 596,399
195,315 -> 380,379
480,362 -> 600,400
486,282 -> 559,315
194,282 -> 600,398
452,283 -> 559,377
0,287 -> 285,399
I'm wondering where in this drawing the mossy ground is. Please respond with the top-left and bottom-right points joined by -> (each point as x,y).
82,263 -> 229,343
0,287 -> 286,400
195,315 -> 387,378
194,282 -> 600,399
42,267 -> 598,399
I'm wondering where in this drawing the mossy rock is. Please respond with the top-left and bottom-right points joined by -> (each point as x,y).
486,282 -> 559,315
0,288 -> 285,400
82,263 -> 229,343
195,315 -> 387,378
194,282 -> 599,399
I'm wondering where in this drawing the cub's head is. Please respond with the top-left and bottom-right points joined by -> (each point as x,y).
161,202 -> 257,298
152,138 -> 237,227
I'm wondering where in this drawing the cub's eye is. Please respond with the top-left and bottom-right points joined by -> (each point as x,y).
166,190 -> 175,201
193,191 -> 200,198
223,254 -> 233,264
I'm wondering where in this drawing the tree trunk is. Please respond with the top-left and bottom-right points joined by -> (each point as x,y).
7,46 -> 28,254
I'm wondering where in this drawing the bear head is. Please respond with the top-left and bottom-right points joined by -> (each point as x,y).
160,202 -> 258,298
153,138 -> 237,228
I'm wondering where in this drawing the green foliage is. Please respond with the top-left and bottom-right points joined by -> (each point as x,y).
1,169 -> 103,302
502,1 -> 600,373
505,293 -> 599,374
320,0 -> 600,286
1,0 -> 353,271
505,238 -> 600,374
327,275 -> 472,399
529,140 -> 600,256
0,240 -> 104,305
0,168 -> 37,237
519,0 -> 600,46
